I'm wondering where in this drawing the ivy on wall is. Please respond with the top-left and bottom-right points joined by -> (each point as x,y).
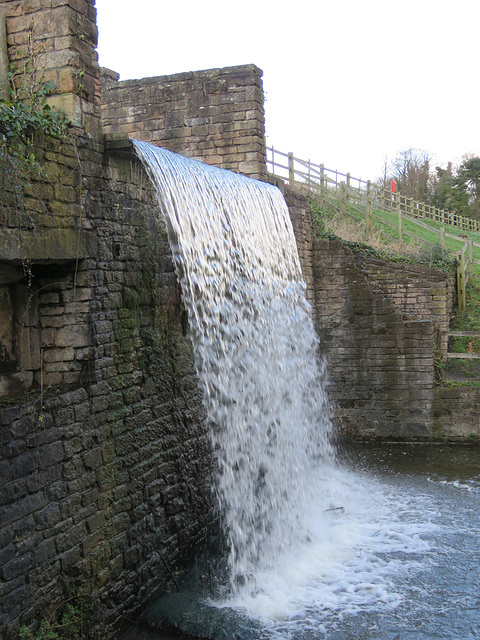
0,77 -> 69,212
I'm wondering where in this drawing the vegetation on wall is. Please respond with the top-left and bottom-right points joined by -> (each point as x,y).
0,47 -> 70,264
309,196 -> 456,273
0,77 -> 69,211
19,595 -> 106,640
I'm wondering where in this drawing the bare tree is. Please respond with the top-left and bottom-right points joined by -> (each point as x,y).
388,148 -> 433,202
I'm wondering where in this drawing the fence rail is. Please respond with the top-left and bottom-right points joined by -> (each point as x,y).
267,147 -> 480,233
444,331 -> 480,359
267,147 -> 480,312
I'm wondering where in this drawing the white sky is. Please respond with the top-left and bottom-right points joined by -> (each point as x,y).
95,0 -> 480,182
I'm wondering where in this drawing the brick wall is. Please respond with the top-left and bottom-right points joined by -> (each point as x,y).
313,237 -> 463,440
101,64 -> 267,180
0,137 -> 216,638
0,0 -> 101,133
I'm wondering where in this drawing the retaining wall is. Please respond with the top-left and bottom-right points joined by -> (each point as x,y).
313,237 -> 480,441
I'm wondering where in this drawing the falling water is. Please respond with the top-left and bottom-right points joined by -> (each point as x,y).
134,142 -> 480,639
134,141 -> 335,589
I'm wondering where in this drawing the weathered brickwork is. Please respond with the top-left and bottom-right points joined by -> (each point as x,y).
358,258 -> 455,354
101,64 -> 267,180
266,177 -> 315,306
0,0 -> 101,133
432,387 -> 480,439
282,185 -> 315,307
312,237 -> 480,441
0,134 -> 216,638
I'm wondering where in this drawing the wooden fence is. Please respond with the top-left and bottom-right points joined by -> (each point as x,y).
267,147 -> 480,233
267,147 -> 480,312
444,331 -> 480,360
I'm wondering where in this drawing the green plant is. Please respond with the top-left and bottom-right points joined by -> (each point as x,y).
19,599 -> 87,640
418,242 -> 454,272
0,76 -> 69,195
73,69 -> 85,96
434,349 -> 447,384
0,50 -> 69,273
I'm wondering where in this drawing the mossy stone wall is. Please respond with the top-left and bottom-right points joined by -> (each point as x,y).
0,139 -> 216,638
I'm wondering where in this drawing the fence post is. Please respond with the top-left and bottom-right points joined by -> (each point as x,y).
288,152 -> 294,187
457,251 -> 466,313
469,238 -> 473,279
0,15 -> 8,102
340,181 -> 346,216
398,208 -> 402,242
366,180 -> 372,236
320,164 -> 325,192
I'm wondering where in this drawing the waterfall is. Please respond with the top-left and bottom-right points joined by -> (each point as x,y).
133,141 -> 335,594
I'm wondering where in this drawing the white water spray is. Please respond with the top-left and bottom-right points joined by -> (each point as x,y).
134,142 -> 335,591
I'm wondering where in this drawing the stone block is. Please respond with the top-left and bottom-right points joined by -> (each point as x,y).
55,325 -> 90,348
10,450 -> 38,479
34,502 -> 62,530
43,348 -> 75,362
1,553 -> 32,581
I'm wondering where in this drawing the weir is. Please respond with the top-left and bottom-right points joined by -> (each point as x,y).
131,144 -> 480,640
133,141 -> 335,593
1,3 -> 479,637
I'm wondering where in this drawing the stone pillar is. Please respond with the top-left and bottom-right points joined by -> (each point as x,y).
0,0 -> 102,137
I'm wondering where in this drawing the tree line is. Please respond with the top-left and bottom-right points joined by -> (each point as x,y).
379,149 -> 480,220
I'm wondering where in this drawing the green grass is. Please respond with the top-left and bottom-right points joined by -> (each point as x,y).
315,189 -> 480,276
310,190 -> 480,384
373,208 -> 480,275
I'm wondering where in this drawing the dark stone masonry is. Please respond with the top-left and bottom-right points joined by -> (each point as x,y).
0,0 -> 479,638
1,133 -> 216,635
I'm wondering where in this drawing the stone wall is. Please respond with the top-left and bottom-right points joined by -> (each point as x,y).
0,135 -> 216,638
358,258 -> 454,353
0,129 -> 95,399
267,178 -> 315,306
432,387 -> 480,439
312,237 -> 478,441
0,0 -> 101,134
100,64 -> 267,180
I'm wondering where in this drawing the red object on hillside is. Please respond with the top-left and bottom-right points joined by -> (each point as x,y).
391,179 -> 396,193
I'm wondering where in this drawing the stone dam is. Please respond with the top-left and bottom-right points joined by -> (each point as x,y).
0,0 -> 479,637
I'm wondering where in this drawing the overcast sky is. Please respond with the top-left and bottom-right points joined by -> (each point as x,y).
95,0 -> 480,182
